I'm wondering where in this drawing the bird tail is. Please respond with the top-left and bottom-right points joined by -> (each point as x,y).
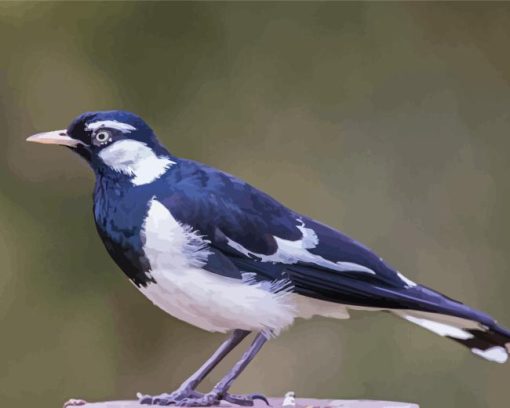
285,263 -> 509,362
391,286 -> 510,364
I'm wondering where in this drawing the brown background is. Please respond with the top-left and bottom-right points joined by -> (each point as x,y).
1,2 -> 509,408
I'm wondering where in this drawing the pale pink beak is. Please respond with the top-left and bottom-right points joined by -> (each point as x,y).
26,130 -> 82,147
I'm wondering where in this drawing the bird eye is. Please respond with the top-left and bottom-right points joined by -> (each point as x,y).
95,130 -> 111,145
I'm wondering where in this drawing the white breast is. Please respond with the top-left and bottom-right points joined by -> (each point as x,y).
138,198 -> 297,334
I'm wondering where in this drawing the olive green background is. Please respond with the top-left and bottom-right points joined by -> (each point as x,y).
1,2 -> 509,407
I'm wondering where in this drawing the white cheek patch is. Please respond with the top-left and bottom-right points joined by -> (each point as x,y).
86,120 -> 136,133
471,346 -> 508,364
98,139 -> 174,185
226,219 -> 376,274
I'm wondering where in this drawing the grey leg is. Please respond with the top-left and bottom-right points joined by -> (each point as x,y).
139,329 -> 250,405
212,333 -> 267,397
179,329 -> 250,391
176,333 -> 269,407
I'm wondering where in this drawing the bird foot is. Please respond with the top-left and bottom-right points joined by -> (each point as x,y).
138,390 -> 269,407
176,391 -> 269,407
137,389 -> 202,405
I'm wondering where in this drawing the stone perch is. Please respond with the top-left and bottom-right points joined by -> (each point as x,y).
64,398 -> 419,408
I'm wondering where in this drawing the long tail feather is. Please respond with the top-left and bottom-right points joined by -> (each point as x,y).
393,308 -> 510,363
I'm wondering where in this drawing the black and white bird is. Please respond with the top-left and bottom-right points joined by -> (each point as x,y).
27,111 -> 510,406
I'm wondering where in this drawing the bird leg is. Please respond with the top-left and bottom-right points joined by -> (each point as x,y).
174,332 -> 269,407
139,329 -> 250,405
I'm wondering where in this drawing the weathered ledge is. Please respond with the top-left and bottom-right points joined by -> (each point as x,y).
67,398 -> 419,408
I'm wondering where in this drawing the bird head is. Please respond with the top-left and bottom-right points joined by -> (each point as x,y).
27,110 -> 174,185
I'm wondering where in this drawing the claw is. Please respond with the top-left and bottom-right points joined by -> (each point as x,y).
223,392 -> 270,407
223,394 -> 253,406
250,393 -> 270,406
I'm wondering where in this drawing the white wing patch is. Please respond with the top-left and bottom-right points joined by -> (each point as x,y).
397,271 -> 417,288
471,346 -> 508,364
86,120 -> 137,133
98,140 -> 174,186
139,198 -> 296,334
226,219 -> 375,275
402,314 -> 474,340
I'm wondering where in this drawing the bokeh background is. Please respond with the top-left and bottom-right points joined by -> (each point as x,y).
1,2 -> 510,407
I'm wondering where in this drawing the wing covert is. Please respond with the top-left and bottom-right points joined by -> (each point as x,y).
155,159 -> 408,291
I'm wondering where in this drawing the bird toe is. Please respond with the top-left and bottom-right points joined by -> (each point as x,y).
137,390 -> 205,406
223,392 -> 269,406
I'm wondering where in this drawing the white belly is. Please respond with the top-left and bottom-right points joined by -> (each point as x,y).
139,198 -> 298,334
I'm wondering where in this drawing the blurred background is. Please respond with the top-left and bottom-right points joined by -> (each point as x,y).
1,2 -> 509,407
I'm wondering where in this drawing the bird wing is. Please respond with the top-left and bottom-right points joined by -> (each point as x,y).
156,160 -> 409,297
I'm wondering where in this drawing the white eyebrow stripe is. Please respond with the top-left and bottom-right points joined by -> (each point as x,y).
85,120 -> 137,133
